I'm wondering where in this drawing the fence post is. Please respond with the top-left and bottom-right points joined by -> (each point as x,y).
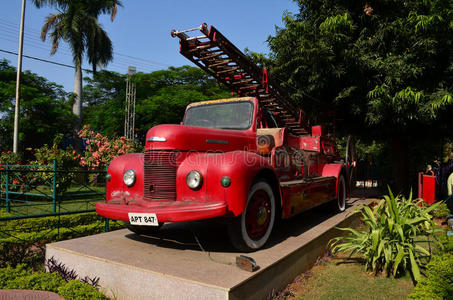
105,218 -> 110,232
5,164 -> 9,213
52,160 -> 57,213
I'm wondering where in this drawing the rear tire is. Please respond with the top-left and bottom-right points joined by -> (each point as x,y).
124,222 -> 163,235
335,175 -> 346,212
228,180 -> 276,252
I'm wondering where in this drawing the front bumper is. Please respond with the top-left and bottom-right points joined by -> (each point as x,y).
96,200 -> 227,223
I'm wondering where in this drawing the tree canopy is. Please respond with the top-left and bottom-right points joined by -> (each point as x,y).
0,60 -> 74,153
267,0 -> 452,131
265,0 -> 453,189
83,65 -> 230,141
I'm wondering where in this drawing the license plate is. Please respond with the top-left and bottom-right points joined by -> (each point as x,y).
128,213 -> 158,226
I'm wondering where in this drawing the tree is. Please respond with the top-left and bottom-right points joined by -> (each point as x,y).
266,0 -> 453,191
0,59 -> 74,153
82,66 -> 230,141
32,0 -> 121,129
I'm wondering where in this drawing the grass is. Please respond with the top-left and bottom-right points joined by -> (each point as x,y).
277,220 -> 448,300
1,184 -> 106,217
279,254 -> 414,300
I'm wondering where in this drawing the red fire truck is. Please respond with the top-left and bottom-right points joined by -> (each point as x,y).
96,23 -> 355,251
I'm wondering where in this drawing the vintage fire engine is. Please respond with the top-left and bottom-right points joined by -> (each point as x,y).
96,23 -> 355,251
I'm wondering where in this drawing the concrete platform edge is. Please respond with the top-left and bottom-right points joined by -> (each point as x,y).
46,245 -> 229,300
228,211 -> 362,300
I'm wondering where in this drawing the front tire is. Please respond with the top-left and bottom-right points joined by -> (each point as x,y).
124,222 -> 163,235
228,180 -> 276,252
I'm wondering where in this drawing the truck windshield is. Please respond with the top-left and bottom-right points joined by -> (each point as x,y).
183,101 -> 254,130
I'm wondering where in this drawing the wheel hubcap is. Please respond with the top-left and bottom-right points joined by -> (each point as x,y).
245,190 -> 271,240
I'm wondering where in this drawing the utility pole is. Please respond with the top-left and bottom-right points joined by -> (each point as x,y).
13,0 -> 26,153
124,66 -> 136,140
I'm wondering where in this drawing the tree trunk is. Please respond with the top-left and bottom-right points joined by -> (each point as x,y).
73,63 -> 83,151
391,136 -> 409,194
73,63 -> 83,130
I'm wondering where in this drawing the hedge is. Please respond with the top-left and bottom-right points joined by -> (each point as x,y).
0,212 -> 104,234
0,212 -> 124,267
0,264 -> 106,299
408,252 -> 453,299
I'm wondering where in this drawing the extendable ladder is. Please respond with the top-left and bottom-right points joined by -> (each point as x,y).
171,23 -> 308,135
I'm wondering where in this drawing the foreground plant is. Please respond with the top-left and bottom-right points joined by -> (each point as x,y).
330,188 -> 440,282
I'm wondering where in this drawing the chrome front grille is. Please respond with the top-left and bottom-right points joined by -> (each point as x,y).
144,150 -> 177,200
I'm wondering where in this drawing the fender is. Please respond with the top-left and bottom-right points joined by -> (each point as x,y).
106,153 -> 144,202
321,163 -> 346,193
177,150 -> 276,216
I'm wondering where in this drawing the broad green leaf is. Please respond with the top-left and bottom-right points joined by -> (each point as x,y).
408,249 -> 421,282
393,245 -> 405,277
371,229 -> 380,251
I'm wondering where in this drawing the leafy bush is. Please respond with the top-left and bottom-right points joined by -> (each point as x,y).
0,264 -> 64,292
0,151 -> 23,165
330,189 -> 440,282
431,201 -> 450,218
58,280 -> 107,300
408,253 -> 453,299
29,134 -> 80,194
435,233 -> 453,254
0,152 -> 26,193
0,264 -> 106,299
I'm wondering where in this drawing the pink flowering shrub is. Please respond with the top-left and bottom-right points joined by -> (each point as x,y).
78,125 -> 138,170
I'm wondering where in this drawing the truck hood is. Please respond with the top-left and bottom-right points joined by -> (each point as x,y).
145,124 -> 256,152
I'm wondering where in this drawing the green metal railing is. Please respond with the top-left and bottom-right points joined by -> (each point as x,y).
0,161 -> 107,221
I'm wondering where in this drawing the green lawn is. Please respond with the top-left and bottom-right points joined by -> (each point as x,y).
281,255 -> 414,300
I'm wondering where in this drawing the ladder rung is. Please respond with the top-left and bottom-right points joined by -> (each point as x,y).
196,52 -> 223,60
217,66 -> 239,74
185,35 -> 208,42
207,60 -> 232,68
263,105 -> 279,109
238,84 -> 259,90
231,78 -> 255,85
188,43 -> 215,53
260,98 -> 276,103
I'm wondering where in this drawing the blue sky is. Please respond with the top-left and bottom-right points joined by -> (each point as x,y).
1,0 -> 299,92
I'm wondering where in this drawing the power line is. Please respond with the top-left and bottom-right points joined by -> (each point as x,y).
0,18 -> 172,69
0,48 -> 92,72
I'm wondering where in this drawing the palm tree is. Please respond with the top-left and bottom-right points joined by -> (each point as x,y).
32,0 -> 121,129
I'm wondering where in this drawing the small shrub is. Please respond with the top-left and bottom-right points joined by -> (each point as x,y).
0,152 -> 26,193
0,151 -> 23,166
431,202 -> 450,219
30,134 -> 80,194
408,253 -> 453,299
330,188 -> 440,282
0,264 -> 106,299
58,280 -> 107,300
436,233 -> 453,254
0,264 -> 31,286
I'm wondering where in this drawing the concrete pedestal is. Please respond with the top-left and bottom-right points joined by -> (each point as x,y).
46,198 -> 369,300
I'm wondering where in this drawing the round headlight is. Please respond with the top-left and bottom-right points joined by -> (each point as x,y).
186,170 -> 202,190
123,169 -> 136,187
